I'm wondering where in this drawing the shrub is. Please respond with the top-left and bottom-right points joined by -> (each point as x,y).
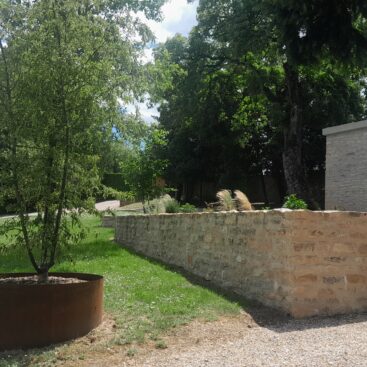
283,194 -> 308,210
165,199 -> 181,213
179,203 -> 197,213
144,194 -> 172,214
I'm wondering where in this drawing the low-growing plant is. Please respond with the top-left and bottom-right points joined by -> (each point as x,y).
283,194 -> 308,210
144,194 -> 172,214
179,203 -> 197,213
155,340 -> 167,349
165,199 -> 181,213
126,348 -> 138,357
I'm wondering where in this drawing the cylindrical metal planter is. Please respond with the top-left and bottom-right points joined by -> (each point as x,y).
0,272 -> 104,351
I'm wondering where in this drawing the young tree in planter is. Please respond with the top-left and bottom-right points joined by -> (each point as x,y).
0,0 -> 165,281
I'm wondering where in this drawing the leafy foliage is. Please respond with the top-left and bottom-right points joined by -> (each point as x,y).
179,203 -> 197,213
0,0 -> 166,277
120,127 -> 169,208
149,1 -> 367,208
283,194 -> 308,210
164,199 -> 181,214
164,199 -> 197,213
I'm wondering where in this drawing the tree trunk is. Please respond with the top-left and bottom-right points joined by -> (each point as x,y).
38,269 -> 49,283
282,62 -> 319,209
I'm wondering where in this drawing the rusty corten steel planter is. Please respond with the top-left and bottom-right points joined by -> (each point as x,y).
0,272 -> 103,351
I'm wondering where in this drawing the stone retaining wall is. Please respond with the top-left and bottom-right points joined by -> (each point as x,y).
114,210 -> 367,318
101,216 -> 115,228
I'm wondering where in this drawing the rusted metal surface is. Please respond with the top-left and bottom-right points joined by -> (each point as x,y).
0,272 -> 103,351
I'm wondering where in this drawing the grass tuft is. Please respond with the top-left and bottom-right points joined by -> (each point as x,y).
216,190 -> 235,211
234,190 -> 253,211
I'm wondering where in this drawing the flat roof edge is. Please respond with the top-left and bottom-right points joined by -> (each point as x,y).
323,120 -> 367,136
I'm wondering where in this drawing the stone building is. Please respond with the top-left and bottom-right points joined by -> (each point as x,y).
323,120 -> 367,211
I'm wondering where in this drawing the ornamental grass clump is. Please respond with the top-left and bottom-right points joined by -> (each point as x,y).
216,190 -> 235,211
215,189 -> 253,211
234,190 -> 253,211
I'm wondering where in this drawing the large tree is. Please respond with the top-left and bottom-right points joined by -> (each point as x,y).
152,0 -> 366,207
0,0 -> 165,281
149,33 -> 281,202
190,0 -> 367,207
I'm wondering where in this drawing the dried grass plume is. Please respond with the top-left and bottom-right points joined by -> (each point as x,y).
234,190 -> 253,211
216,189 -> 235,211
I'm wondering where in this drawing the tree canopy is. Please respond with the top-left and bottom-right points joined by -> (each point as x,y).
149,0 -> 367,207
0,0 -> 166,279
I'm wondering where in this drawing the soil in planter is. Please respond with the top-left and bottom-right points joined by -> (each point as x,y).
0,276 -> 87,285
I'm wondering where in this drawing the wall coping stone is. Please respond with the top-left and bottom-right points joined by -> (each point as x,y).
322,119 -> 367,136
113,209 -> 367,219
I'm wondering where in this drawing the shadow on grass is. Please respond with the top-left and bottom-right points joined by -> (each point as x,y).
0,341 -> 75,367
117,244 -> 367,333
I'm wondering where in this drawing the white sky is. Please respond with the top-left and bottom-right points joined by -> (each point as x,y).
133,0 -> 199,123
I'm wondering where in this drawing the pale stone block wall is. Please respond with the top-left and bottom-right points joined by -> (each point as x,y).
101,216 -> 115,228
114,210 -> 367,318
323,120 -> 367,211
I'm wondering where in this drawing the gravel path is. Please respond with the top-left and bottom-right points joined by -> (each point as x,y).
95,200 -> 121,211
0,200 -> 121,219
122,313 -> 367,367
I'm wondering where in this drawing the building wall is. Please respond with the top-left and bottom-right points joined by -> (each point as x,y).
114,210 -> 367,318
323,120 -> 367,211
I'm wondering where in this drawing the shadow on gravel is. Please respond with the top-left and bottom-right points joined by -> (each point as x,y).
119,244 -> 367,334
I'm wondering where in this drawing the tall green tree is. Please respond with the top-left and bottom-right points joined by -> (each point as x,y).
182,0 -> 367,206
149,33 -> 279,201
120,127 -> 169,210
0,0 -> 165,280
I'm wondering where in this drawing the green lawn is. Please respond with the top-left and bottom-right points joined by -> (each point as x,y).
0,216 -> 242,365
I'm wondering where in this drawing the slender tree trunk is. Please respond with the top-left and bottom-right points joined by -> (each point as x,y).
41,136 -> 56,267
38,269 -> 49,283
49,13 -> 71,268
282,62 -> 319,209
50,89 -> 70,267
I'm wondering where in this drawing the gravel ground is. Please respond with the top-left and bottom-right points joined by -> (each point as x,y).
95,200 -> 121,211
121,313 -> 367,367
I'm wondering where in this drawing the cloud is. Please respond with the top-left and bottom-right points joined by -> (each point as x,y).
139,103 -> 159,124
125,96 -> 159,125
134,1 -> 198,122
161,0 -> 198,37
140,0 -> 198,45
